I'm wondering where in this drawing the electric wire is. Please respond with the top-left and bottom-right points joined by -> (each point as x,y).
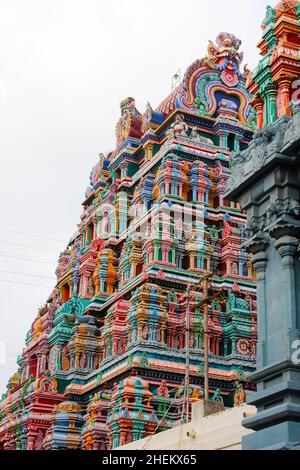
0,269 -> 55,280
0,279 -> 53,289
0,228 -> 64,244
141,381 -> 185,450
0,239 -> 58,252
0,253 -> 57,265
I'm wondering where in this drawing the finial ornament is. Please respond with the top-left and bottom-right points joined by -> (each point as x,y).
206,32 -> 244,87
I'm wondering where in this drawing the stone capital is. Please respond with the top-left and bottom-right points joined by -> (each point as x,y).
269,222 -> 300,241
262,82 -> 277,97
277,77 -> 294,89
251,96 -> 264,109
274,235 -> 298,267
246,232 -> 270,256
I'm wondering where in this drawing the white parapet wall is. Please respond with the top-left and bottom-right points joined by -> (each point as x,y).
116,403 -> 257,451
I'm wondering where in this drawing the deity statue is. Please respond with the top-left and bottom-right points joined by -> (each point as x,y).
166,114 -> 189,138
142,102 -> 153,131
80,352 -> 87,369
93,354 -> 99,369
120,108 -> 131,140
84,435 -> 94,450
192,388 -> 204,402
61,345 -> 70,371
119,341 -> 125,355
156,328 -> 162,342
244,63 -> 253,87
142,323 -> 149,340
87,277 -> 95,297
34,430 -> 44,451
32,316 -> 43,340
157,380 -> 170,398
8,373 -> 20,391
115,97 -> 143,146
231,262 -> 238,275
250,339 -> 257,358
223,221 -> 232,238
234,381 -> 246,407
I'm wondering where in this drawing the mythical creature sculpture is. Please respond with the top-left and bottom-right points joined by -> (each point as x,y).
227,115 -> 292,193
212,388 -> 224,403
283,101 -> 300,147
190,127 -> 214,145
206,33 -> 244,87
267,197 -> 300,221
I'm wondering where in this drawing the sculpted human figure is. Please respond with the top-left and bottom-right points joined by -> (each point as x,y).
234,381 -> 246,407
93,354 -> 99,369
142,323 -> 148,340
80,352 -> 87,369
121,108 -> 131,139
167,114 -> 189,138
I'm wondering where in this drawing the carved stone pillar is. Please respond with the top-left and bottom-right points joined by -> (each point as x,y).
248,238 -> 269,367
273,234 -> 299,353
27,429 -> 37,451
234,135 -> 243,152
36,352 -> 42,378
277,78 -> 292,118
218,130 -> 229,148
251,97 -> 264,129
22,359 -> 29,383
225,103 -> 300,450
263,83 -> 278,125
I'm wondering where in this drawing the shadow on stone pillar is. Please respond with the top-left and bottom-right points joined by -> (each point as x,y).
225,103 -> 300,450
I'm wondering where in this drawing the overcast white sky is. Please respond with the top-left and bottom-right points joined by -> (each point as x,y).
0,0 -> 271,392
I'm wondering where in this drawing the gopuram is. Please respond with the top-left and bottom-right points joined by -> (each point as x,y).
0,30 -> 258,450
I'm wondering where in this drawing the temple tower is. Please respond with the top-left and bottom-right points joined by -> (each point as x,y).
247,0 -> 300,126
0,31 -> 258,450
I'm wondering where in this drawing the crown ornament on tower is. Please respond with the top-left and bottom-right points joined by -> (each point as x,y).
206,32 -> 244,87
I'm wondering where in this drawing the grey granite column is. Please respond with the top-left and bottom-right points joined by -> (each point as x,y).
225,102 -> 300,450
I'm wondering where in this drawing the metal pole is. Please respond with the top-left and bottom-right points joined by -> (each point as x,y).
194,272 -> 222,401
203,275 -> 209,401
185,285 -> 190,422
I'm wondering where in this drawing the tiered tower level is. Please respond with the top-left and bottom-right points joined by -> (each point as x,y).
0,32 -> 258,450
247,0 -> 300,127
